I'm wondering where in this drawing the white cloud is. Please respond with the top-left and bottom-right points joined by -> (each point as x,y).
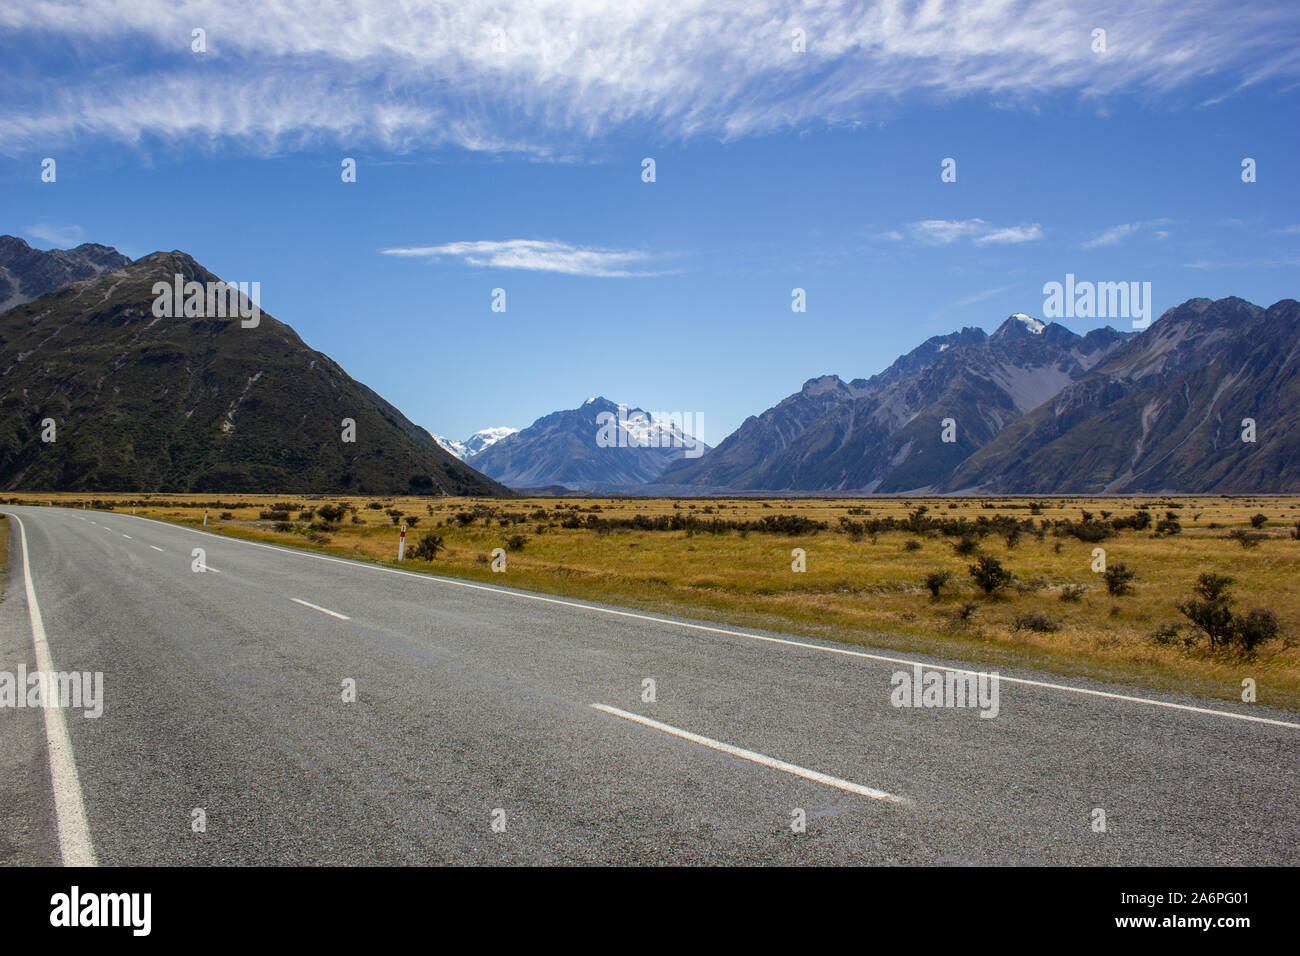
1,0 -> 1297,155
26,223 -> 85,246
1082,223 -> 1140,247
904,219 -> 1043,246
1081,219 -> 1174,248
975,224 -> 1045,246
382,239 -> 663,277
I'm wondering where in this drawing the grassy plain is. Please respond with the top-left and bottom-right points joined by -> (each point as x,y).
7,492 -> 1299,708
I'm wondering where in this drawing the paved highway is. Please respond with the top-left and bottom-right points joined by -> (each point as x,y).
2,504 -> 1297,865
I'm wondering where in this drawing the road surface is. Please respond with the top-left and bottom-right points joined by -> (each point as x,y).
2,504 -> 1297,865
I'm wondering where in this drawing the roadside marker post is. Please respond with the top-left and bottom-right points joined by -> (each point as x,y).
203,509 -> 208,526
398,524 -> 406,562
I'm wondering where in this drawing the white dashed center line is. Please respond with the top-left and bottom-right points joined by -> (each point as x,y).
592,703 -> 910,804
290,598 -> 350,620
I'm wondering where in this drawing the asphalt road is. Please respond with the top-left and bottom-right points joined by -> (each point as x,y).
1,504 -> 1297,865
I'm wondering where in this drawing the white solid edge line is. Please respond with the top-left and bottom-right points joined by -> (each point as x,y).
121,535 -> 131,539
290,597 -> 350,620
108,510 -> 1300,730
592,703 -> 910,804
150,546 -> 164,552
4,512 -> 98,866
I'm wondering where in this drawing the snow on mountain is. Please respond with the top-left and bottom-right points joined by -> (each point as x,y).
428,426 -> 519,461
1006,312 -> 1046,334
463,426 -> 519,457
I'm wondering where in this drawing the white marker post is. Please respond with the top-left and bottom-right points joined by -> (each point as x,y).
398,524 -> 406,562
203,509 -> 208,526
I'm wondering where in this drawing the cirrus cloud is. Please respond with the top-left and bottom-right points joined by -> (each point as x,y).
2,1 -> 1298,156
382,239 -> 667,277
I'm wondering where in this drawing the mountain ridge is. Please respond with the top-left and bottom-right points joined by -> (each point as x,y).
0,248 -> 508,495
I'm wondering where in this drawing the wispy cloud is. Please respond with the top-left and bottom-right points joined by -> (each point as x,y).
903,219 -> 1044,246
2,1 -> 1298,156
1081,219 -> 1174,248
382,239 -> 664,277
25,222 -> 85,246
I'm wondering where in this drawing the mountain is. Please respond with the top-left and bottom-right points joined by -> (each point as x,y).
469,396 -> 708,489
431,426 -> 519,461
0,250 -> 508,496
657,316 -> 1127,492
943,297 -> 1300,493
0,236 -> 132,313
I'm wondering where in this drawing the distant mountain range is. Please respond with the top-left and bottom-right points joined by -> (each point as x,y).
467,397 -> 709,490
430,426 -> 518,461
0,240 -> 507,496
3,234 -> 1292,495
424,297 -> 1298,495
0,236 -> 131,312
657,313 -> 1129,492
943,297 -> 1300,493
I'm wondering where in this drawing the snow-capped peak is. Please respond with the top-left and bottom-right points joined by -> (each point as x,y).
428,426 -> 519,460
1008,312 -> 1045,334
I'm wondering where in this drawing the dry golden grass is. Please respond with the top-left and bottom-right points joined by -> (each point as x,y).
10,491 -> 1300,709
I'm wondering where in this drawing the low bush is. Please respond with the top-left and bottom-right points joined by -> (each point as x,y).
1011,612 -> 1058,633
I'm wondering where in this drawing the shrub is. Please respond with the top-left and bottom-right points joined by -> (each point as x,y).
923,570 -> 952,597
1175,573 -> 1276,653
1063,520 -> 1111,542
366,502 -> 384,510
903,538 -> 922,552
1011,612 -> 1058,633
505,534 -> 528,551
273,521 -> 293,532
1103,563 -> 1136,596
1227,529 -> 1264,548
1234,609 -> 1279,652
952,535 -> 980,556
1291,520 -> 1300,540
1193,573 -> 1234,602
405,516 -> 420,528
1059,584 -> 1087,602
410,532 -> 444,561
1148,623 -> 1183,645
1155,518 -> 1181,535
219,511 -> 233,520
1250,513 -> 1268,529
969,555 -> 1012,596
316,503 -> 346,524
260,509 -> 290,521
298,509 -> 316,521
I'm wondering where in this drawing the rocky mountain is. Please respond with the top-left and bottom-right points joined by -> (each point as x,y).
431,426 -> 519,461
943,297 -> 1300,493
470,397 -> 708,489
0,250 -> 508,496
657,315 -> 1127,492
0,235 -> 132,313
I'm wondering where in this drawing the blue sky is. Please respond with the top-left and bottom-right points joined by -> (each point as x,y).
2,1 -> 1298,446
